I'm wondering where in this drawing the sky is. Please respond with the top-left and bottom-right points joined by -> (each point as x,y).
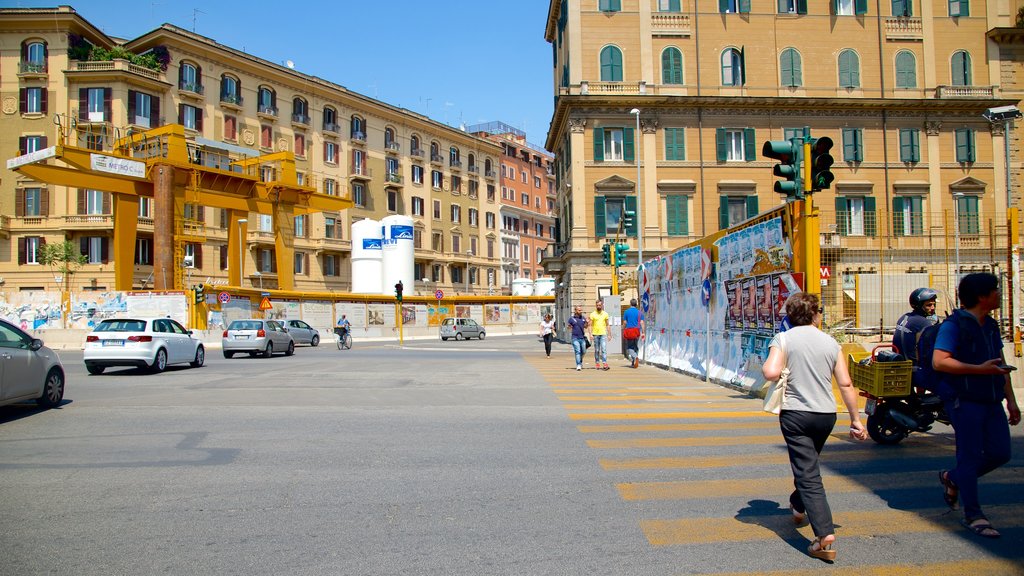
7,0 -> 556,147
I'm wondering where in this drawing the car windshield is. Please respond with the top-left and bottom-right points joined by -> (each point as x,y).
95,319 -> 147,332
229,320 -> 263,331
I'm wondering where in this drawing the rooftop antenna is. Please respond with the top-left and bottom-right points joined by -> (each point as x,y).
444,101 -> 454,125
191,8 -> 205,32
285,60 -> 295,69
421,97 -> 431,116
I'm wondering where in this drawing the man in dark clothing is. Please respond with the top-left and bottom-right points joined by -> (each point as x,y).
566,305 -> 589,371
893,287 -> 938,364
622,298 -> 644,368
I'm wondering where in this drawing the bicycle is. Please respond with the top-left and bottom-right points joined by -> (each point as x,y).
334,327 -> 352,350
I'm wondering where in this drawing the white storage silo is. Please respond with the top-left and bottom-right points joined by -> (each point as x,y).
511,278 -> 534,296
381,214 -> 415,295
350,218 -> 382,294
534,277 -> 555,296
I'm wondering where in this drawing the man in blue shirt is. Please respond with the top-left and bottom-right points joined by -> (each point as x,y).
933,273 -> 1020,538
622,298 -> 644,368
566,304 -> 589,371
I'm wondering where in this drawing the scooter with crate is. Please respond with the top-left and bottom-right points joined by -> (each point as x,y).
849,344 -> 951,445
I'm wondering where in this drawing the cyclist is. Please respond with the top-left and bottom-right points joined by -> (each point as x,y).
336,314 -> 351,341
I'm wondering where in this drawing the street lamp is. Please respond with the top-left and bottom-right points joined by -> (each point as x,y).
953,192 -> 964,306
237,218 -> 247,288
630,108 -> 643,267
253,270 -> 263,290
983,105 -> 1022,349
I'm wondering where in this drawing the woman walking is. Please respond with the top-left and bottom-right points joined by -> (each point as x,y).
762,292 -> 867,562
539,313 -> 556,358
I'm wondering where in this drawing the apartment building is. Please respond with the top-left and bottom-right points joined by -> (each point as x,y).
543,0 -> 1023,310
469,122 -> 557,292
1,6 -> 503,295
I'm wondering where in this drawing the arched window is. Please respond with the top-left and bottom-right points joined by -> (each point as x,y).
410,134 -> 421,154
600,46 -> 623,82
468,153 -> 476,170
179,62 -> 202,92
485,158 -> 493,173
721,48 -> 744,86
780,48 -> 802,87
431,141 -> 440,160
323,106 -> 337,130
951,50 -> 972,86
838,49 -> 860,88
384,127 -> 396,148
257,86 -> 276,114
351,115 -> 365,139
450,146 -> 461,166
661,47 -> 683,85
895,51 -> 917,88
22,40 -> 47,72
292,97 -> 308,122
220,75 -> 241,104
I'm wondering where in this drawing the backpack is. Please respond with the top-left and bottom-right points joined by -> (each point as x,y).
917,310 -> 1003,403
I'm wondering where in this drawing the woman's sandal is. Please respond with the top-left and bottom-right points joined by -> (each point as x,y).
789,504 -> 807,526
808,537 -> 836,562
939,470 -> 959,510
961,517 -> 1001,539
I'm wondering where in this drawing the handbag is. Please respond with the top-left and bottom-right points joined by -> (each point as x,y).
585,337 -> 592,349
623,327 -> 640,340
762,333 -> 788,415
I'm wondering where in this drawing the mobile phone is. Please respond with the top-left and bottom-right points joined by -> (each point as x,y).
997,364 -> 1018,371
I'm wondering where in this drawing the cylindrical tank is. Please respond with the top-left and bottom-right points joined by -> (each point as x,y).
534,277 -> 555,296
511,278 -> 534,296
350,218 -> 382,294
381,215 -> 415,295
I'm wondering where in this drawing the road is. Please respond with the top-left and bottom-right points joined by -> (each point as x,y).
1,335 -> 1022,575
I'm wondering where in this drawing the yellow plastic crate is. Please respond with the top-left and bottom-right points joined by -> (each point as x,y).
848,346 -> 913,398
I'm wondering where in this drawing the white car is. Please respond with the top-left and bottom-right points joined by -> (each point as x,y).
83,317 -> 205,375
0,318 -> 65,409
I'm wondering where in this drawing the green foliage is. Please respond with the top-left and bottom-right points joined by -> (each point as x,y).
1018,7 -> 1024,28
39,241 -> 87,277
66,33 -> 170,72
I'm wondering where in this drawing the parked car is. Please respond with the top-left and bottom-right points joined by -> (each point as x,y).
0,319 -> 65,409
83,317 -> 205,374
222,319 -> 295,358
440,318 -> 486,341
282,319 -> 320,346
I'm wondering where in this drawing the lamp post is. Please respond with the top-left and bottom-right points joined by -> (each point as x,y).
953,192 -> 964,306
630,108 -> 643,267
984,105 -> 1022,355
237,218 -> 247,288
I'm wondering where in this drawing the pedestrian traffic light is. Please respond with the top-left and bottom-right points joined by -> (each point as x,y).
762,139 -> 803,199
394,281 -> 403,302
622,208 -> 635,231
194,283 -> 204,304
615,243 -> 628,267
601,243 -> 611,266
808,136 -> 835,191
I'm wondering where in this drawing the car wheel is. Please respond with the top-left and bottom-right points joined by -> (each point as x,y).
85,363 -> 105,375
36,368 -> 64,408
286,341 -> 295,356
311,334 -> 319,347
455,332 -> 464,341
150,348 -> 168,373
441,337 -> 448,341
248,351 -> 258,358
263,342 -> 273,358
223,351 -> 234,359
190,345 -> 205,368
479,331 -> 486,340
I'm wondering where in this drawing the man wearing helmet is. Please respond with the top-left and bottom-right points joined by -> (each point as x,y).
894,288 -> 939,383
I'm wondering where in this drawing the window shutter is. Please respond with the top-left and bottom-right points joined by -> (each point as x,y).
594,196 -> 607,237
855,0 -> 868,14
80,237 -> 88,259
781,50 -> 793,85
102,192 -> 110,214
910,129 -> 920,162
792,52 -> 802,86
719,196 -> 730,230
951,52 -> 965,85
739,46 -> 746,85
745,195 -> 759,218
899,129 -> 912,162
623,127 -> 634,162
593,128 -> 604,162
79,88 -> 88,120
835,197 -> 849,235
796,0 -> 808,14
151,96 -> 160,125
15,189 -> 24,217
178,104 -> 184,125
18,136 -> 26,155
625,195 -> 638,236
839,53 -> 850,86
864,196 -> 877,237
719,0 -> 729,12
739,0 -> 751,13
195,245 -> 203,269
19,88 -> 28,114
743,128 -> 756,161
20,42 -> 27,62
40,188 -> 49,216
128,90 -> 137,120
40,89 -> 47,114
40,136 -> 47,149
100,237 -> 109,263
271,251 -> 277,273
196,206 -> 205,223
304,253 -> 309,274
103,88 -> 112,120
892,0 -> 909,16
843,129 -> 856,162
18,238 -> 26,265
220,246 -> 228,270
77,189 -> 86,214
196,107 -> 203,132
716,128 -> 727,162
892,196 -> 905,236
966,130 -> 975,162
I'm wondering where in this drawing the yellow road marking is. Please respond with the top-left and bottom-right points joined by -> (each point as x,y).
558,395 -> 750,401
589,434 -> 786,448
642,505 -> 1024,546
553,388 -> 723,394
563,403 -> 755,410
571,411 -> 771,420
703,559 -> 1024,576
578,422 -> 777,433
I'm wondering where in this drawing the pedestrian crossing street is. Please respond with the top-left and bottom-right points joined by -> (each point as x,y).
526,352 -> 1024,575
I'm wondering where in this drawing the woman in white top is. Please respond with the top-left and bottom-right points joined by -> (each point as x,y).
762,292 -> 866,563
539,314 -> 555,358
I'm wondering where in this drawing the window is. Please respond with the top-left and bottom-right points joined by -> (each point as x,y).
834,0 -> 860,15
898,129 -> 920,163
324,178 -> 336,196
662,47 -> 683,85
410,134 -> 421,154
21,87 -> 45,114
487,238 -> 495,258
224,115 -> 237,140
893,196 -> 923,236
220,75 -> 241,105
715,128 -> 755,162
522,193 -> 530,206
85,190 -> 105,215
135,238 -> 152,266
486,212 -> 496,229
387,190 -> 398,212
294,215 -> 306,238
521,170 -> 528,183
22,40 -> 46,72
259,214 -> 273,232
260,249 -> 275,273
719,196 -> 759,229
352,149 -> 366,174
179,62 -> 201,93
350,116 -> 365,140
22,237 -> 42,265
260,125 -> 272,149
659,0 -> 681,11
325,141 -> 338,164
599,46 -> 623,82
294,252 -> 306,275
452,235 -> 462,255
179,104 -> 202,131
20,188 -> 43,217
450,146 -> 461,166
412,197 -> 424,216
432,232 -> 444,252
951,50 -> 972,86
949,0 -> 969,17
294,134 -> 305,157
451,175 -> 462,193
353,182 -> 366,206
487,184 -> 496,202
780,48 -> 802,87
292,97 -> 308,123
325,217 -> 337,239
384,127 -> 396,149
535,223 -> 544,237
323,106 -> 338,131
836,196 -> 877,236
533,176 -> 541,188
838,50 -> 861,88
432,170 -> 443,189
721,48 -> 744,86
522,245 -> 530,263
451,205 -> 461,223
432,264 -> 444,283
955,128 -> 975,163
594,195 -> 638,237
83,236 -> 107,264
719,0 -> 751,13
895,51 -> 917,88
433,200 -> 442,220
258,86 -> 276,115
666,195 -> 688,236
412,165 -> 424,185
779,0 -> 808,14
956,194 -> 980,234
414,230 -> 423,250
128,90 -> 155,127
593,127 -> 635,162
599,0 -> 621,11
842,128 -> 864,162
324,254 -> 338,277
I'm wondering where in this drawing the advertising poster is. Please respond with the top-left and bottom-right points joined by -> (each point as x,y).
485,304 -> 510,324
774,272 -> 805,322
725,280 -> 740,330
125,292 -> 187,326
367,303 -> 395,327
427,303 -> 453,326
221,298 -> 253,327
266,299 -> 300,321
756,275 -> 773,332
0,290 -> 64,330
335,302 -> 366,328
455,305 -> 472,319
741,277 -> 757,330
401,305 -> 419,326
302,300 -> 334,334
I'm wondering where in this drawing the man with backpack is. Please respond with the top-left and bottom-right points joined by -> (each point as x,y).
930,273 -> 1020,538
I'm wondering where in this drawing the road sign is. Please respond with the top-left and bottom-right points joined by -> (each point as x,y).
434,289 -> 444,300
641,292 -> 650,313
701,279 -> 712,307
258,296 -> 273,311
639,265 -> 649,295
701,248 -> 712,281
820,266 -> 831,279
218,292 -> 231,304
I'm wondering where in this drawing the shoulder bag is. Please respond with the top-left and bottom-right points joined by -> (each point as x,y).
762,334 -> 789,415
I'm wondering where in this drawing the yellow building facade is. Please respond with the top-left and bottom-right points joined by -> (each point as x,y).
1,7 -> 506,296
543,0 -> 1024,321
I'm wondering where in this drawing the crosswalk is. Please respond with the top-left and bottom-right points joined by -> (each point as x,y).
527,352 -> 1024,575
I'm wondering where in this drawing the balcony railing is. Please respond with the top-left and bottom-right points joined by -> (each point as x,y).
450,159 -> 463,170
19,61 -> 47,74
385,141 -> 401,153
410,147 -> 424,158
258,105 -> 279,117
220,93 -> 243,106
468,165 -> 479,173
323,122 -> 340,133
64,215 -> 113,229
885,16 -> 923,41
68,59 -> 163,81
351,131 -> 366,144
485,170 -> 497,179
179,82 -> 204,95
292,113 -> 310,125
430,153 -> 444,164
386,173 -> 404,184
350,165 -> 372,178
650,12 -> 691,36
935,85 -> 996,98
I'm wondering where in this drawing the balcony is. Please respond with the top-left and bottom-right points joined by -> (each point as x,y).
67,59 -> 165,84
178,82 -> 204,98
314,237 -> 351,252
450,159 -> 463,171
258,105 -> 278,119
385,141 -> 401,154
64,215 -> 113,230
292,113 -> 310,126
386,173 -> 404,185
220,93 -> 243,109
885,17 -> 923,41
935,85 -> 997,98
248,230 -> 276,245
351,131 -> 366,144
560,81 -> 650,96
430,153 -> 444,165
410,147 -> 424,158
0,214 -> 9,238
485,169 -> 497,179
323,122 -> 340,134
349,165 -> 372,179
650,12 -> 691,37
18,61 -> 47,77
467,165 -> 479,174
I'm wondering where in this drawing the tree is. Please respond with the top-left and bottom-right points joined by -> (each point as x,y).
38,240 -> 87,280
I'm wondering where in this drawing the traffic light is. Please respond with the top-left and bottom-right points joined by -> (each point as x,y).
394,281 -> 404,302
194,283 -> 204,304
762,138 -> 803,199
615,243 -> 628,267
808,136 -> 835,191
601,243 -> 611,266
622,208 -> 635,232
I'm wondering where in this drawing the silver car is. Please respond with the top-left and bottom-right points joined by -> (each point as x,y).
283,319 -> 320,346
222,319 -> 295,358
439,318 -> 486,341
0,318 -> 65,409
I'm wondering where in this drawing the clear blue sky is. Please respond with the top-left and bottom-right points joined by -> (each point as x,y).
9,0 -> 555,146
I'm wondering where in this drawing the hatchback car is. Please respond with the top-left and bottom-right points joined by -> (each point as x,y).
0,319 -> 65,408
440,318 -> 486,341
282,319 -> 320,346
222,319 -> 295,358
84,317 -> 205,374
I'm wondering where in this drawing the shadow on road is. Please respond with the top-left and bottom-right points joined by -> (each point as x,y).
0,399 -> 72,424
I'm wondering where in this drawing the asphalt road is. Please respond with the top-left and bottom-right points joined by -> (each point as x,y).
1,335 -> 1022,575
